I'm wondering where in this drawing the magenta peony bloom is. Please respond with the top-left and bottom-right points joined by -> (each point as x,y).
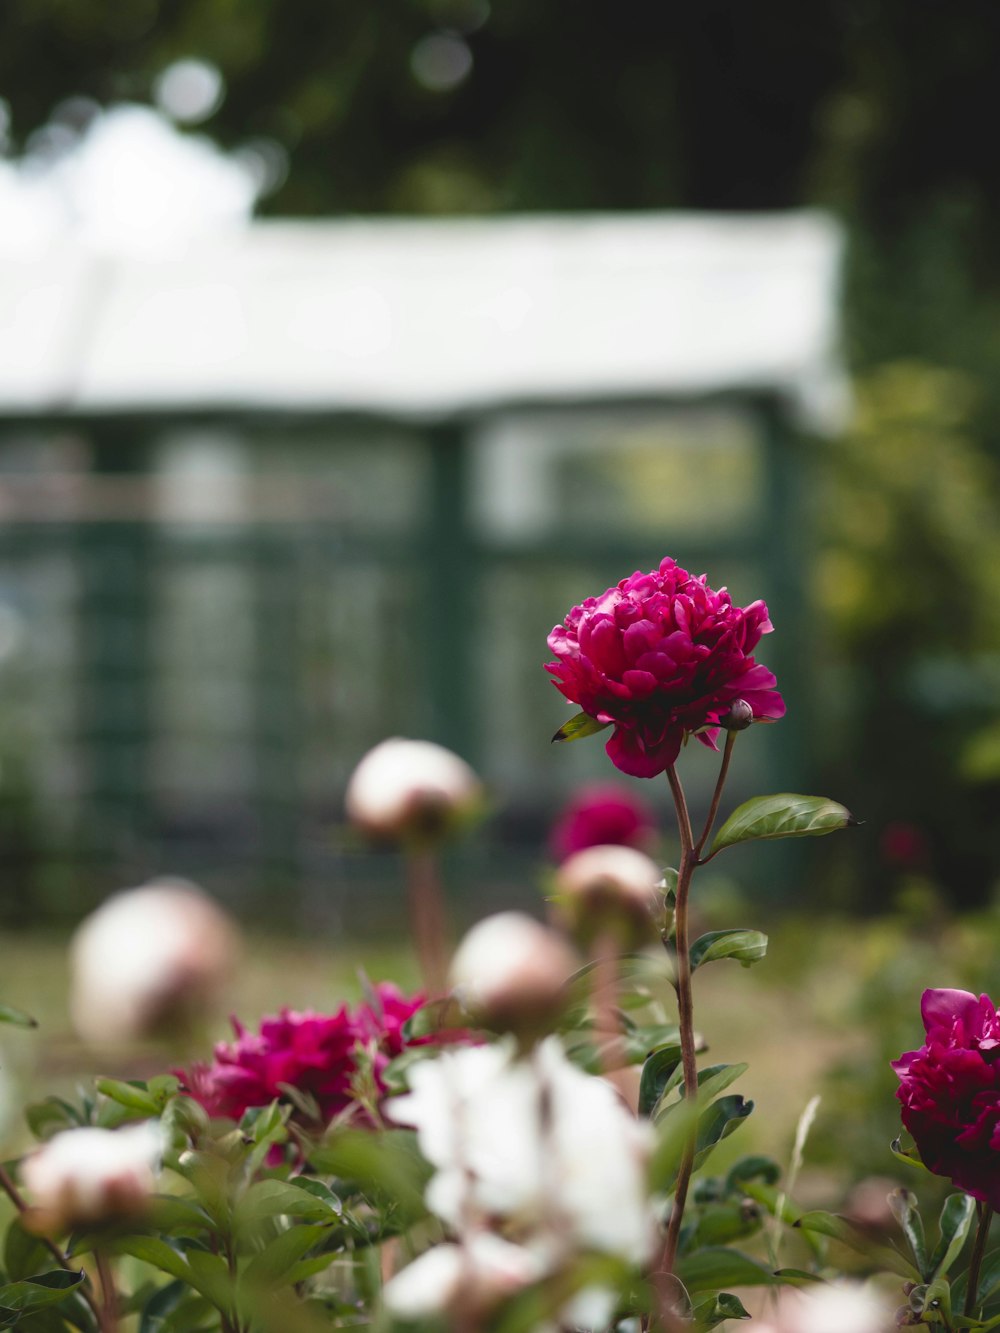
549,783 -> 657,861
893,988 -> 1000,1207
545,557 -> 785,778
181,983 -> 440,1126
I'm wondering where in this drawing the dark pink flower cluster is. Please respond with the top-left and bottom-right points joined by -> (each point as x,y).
181,983 -> 447,1126
545,557 -> 785,778
893,988 -> 1000,1207
549,783 -> 657,862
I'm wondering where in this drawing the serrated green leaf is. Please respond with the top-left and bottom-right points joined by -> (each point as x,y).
550,712 -> 611,744
795,1210 -> 918,1278
0,1004 -> 37,1029
709,794 -> 855,856
690,929 -> 768,971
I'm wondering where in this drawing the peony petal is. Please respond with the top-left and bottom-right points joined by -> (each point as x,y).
921,989 -> 982,1040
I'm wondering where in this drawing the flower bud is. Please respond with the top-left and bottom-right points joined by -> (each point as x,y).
719,698 -> 754,731
449,912 -> 579,1040
345,738 -> 482,844
554,844 -> 662,947
384,1234 -> 541,1322
70,879 -> 239,1047
22,1122 -> 162,1234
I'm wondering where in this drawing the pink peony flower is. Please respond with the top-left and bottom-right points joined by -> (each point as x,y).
893,988 -> 1000,1207
549,783 -> 657,861
180,984 -> 444,1126
545,557 -> 785,778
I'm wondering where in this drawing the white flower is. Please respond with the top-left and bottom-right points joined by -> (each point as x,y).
344,738 -> 481,842
385,1037 -> 655,1263
70,878 -> 239,1045
449,912 -> 579,1037
383,1233 -> 543,1320
22,1122 -> 162,1232
754,1283 -> 893,1333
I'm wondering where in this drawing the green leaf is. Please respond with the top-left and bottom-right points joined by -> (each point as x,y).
550,711 -> 611,744
888,1188 -> 928,1277
0,1270 -> 86,1313
795,1210 -> 919,1278
692,1095 -> 755,1171
927,1193 -> 976,1280
725,1155 -> 781,1192
691,1201 -> 763,1247
3,1221 -> 51,1283
690,929 -> 768,971
94,1079 -> 158,1114
638,1045 -> 682,1118
24,1098 -> 81,1142
676,1247 -> 779,1292
182,1252 -> 231,1311
308,1129 -> 430,1221
891,1130 -> 930,1174
0,1004 -> 37,1029
709,794 -> 856,856
242,1224 -> 333,1288
233,1179 -> 339,1240
111,1237 -> 195,1287
138,1279 -> 187,1333
692,1291 -> 751,1328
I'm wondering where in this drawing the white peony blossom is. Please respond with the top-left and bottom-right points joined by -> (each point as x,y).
752,1283 -> 893,1333
385,1037 -> 655,1263
70,878 -> 239,1046
383,1233 -> 543,1320
22,1122 -> 163,1232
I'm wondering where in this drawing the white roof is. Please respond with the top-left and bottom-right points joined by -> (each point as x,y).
0,212 -> 847,430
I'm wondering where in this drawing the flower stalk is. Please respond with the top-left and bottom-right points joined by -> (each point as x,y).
656,734 -> 738,1290
965,1202 -> 994,1318
405,845 -> 449,995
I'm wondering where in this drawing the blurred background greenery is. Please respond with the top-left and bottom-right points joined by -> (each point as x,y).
2,0 -> 1000,1212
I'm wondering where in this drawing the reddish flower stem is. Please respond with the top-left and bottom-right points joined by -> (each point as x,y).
965,1202 -> 994,1318
404,846 -> 449,994
653,738 -> 738,1311
591,931 -> 622,1080
694,731 -> 737,862
656,764 -> 698,1288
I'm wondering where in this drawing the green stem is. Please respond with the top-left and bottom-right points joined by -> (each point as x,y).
965,1201 -> 994,1318
656,764 -> 697,1283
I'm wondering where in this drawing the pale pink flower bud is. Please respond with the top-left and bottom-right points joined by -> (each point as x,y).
554,844 -> 662,946
449,912 -> 579,1040
345,738 -> 482,844
22,1122 -> 162,1234
70,878 -> 239,1046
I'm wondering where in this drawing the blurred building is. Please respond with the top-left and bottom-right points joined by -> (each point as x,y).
0,204 -> 845,923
